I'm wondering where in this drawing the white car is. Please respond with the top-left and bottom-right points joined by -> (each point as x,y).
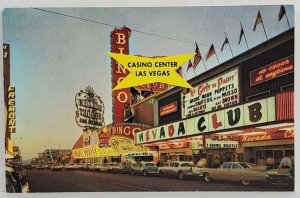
158,161 -> 195,180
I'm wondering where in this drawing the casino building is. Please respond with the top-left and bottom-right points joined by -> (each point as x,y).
134,27 -> 294,168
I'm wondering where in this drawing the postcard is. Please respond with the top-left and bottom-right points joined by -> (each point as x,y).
3,5 -> 294,193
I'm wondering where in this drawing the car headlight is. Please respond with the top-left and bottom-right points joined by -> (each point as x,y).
265,171 -> 270,178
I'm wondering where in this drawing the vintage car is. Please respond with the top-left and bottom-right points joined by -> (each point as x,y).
98,163 -> 110,172
36,163 -> 45,170
131,162 -> 159,176
107,162 -> 132,173
265,168 -> 293,184
88,163 -> 103,171
6,165 -> 29,193
51,164 -> 64,171
158,161 -> 195,180
63,164 -> 78,170
199,162 -> 266,186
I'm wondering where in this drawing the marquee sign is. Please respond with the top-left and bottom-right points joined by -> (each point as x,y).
240,129 -> 294,142
111,26 -> 131,123
136,97 -> 275,144
205,135 -> 238,148
182,68 -> 239,118
73,135 -> 150,159
250,55 -> 294,86
7,86 -> 16,133
75,86 -> 105,130
98,123 -> 150,147
160,102 -> 178,116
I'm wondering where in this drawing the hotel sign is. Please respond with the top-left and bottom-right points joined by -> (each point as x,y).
75,86 -> 105,130
136,97 -> 275,144
250,55 -> 294,86
182,68 -> 239,118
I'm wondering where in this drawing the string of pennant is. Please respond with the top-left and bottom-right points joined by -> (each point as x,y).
179,5 -> 291,78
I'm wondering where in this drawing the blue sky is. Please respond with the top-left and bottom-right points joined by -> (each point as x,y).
3,5 -> 294,160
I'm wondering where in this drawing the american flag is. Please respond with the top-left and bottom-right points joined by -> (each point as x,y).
186,59 -> 193,72
193,42 -> 202,69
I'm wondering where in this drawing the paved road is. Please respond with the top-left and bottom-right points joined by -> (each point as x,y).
25,169 -> 293,192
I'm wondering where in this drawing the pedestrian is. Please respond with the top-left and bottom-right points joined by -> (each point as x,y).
279,154 -> 293,169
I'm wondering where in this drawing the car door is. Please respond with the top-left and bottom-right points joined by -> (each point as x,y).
213,162 -> 232,180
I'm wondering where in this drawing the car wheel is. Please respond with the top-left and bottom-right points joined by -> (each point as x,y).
204,173 -> 211,183
131,170 -> 135,175
178,171 -> 184,180
159,171 -> 164,178
241,180 -> 250,186
111,169 -> 114,173
143,170 -> 147,177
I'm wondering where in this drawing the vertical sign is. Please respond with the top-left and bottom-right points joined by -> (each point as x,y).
7,86 -> 16,133
111,27 -> 131,123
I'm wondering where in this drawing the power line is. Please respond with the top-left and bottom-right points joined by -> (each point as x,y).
32,8 -> 217,48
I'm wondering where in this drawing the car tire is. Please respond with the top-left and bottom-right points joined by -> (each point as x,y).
178,171 -> 184,180
131,170 -> 135,175
159,171 -> 164,178
143,170 -> 147,177
241,180 -> 250,186
204,173 -> 211,183
111,169 -> 114,173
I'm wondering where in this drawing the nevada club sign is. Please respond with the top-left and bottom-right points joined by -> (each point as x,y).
136,97 -> 275,144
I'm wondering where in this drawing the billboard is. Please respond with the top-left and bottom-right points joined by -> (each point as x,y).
182,68 -> 239,118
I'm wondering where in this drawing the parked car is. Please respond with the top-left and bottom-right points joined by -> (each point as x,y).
88,163 -> 103,171
63,164 -> 78,170
131,162 -> 159,176
199,162 -> 266,186
98,163 -> 110,172
107,162 -> 132,173
158,161 -> 195,180
36,163 -> 45,170
51,164 -> 63,171
6,165 -> 29,193
265,168 -> 293,184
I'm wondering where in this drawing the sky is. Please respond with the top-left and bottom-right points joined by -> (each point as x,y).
2,5 -> 294,160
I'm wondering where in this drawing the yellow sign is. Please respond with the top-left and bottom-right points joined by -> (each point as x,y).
108,53 -> 194,90
72,136 -> 150,159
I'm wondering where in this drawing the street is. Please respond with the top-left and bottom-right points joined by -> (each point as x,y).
26,169 -> 293,192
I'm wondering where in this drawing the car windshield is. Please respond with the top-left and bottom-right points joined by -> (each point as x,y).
239,163 -> 250,169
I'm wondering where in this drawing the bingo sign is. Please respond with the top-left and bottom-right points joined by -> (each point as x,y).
182,68 -> 239,118
99,123 -> 149,147
75,86 -> 105,130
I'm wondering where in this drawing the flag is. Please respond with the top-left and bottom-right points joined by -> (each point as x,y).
278,5 -> 286,21
221,36 -> 229,51
176,67 -> 183,77
193,42 -> 202,69
205,44 -> 216,61
238,24 -> 245,45
253,11 -> 263,31
186,60 -> 193,72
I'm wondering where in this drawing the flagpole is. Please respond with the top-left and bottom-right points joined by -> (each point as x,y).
241,23 -> 249,50
215,53 -> 220,64
225,32 -> 234,57
285,13 -> 291,29
261,19 -> 269,40
202,59 -> 207,71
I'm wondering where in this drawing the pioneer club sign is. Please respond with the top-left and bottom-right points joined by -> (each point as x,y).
136,97 -> 275,144
250,55 -> 294,86
182,68 -> 239,118
75,86 -> 105,130
111,26 -> 131,123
